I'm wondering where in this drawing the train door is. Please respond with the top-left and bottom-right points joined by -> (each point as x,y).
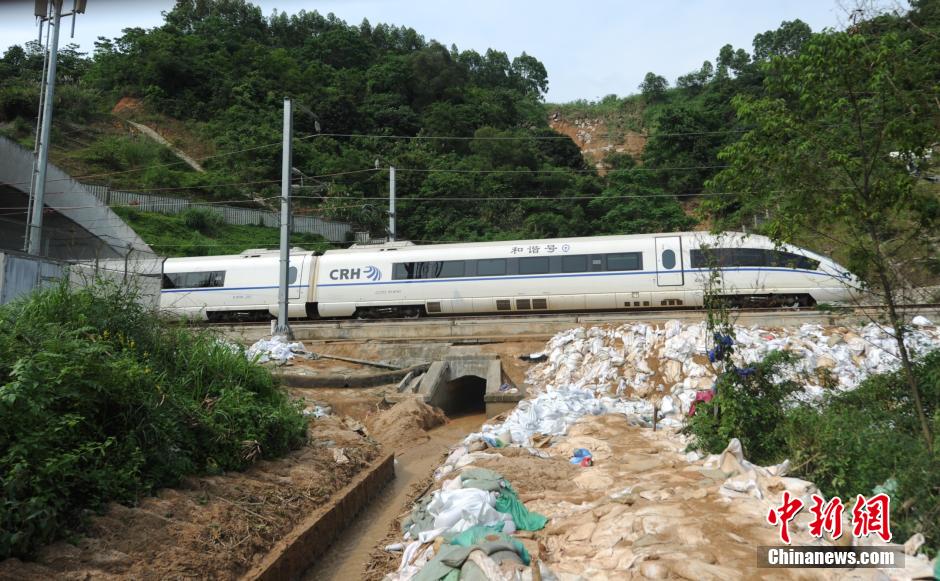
655,236 -> 684,286
287,256 -> 301,300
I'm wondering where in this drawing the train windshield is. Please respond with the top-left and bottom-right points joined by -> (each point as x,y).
690,248 -> 819,270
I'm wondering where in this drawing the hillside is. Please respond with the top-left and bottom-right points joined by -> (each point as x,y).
0,0 -> 700,246
1,0 -> 937,268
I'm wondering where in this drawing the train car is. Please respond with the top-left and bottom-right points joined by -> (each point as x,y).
158,232 -> 857,321
160,249 -> 317,321
312,232 -> 856,318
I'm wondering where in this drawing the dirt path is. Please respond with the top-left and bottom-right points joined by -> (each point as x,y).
306,413 -> 485,581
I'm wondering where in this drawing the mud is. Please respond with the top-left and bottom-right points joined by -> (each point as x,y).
0,416 -> 380,581
307,414 -> 485,581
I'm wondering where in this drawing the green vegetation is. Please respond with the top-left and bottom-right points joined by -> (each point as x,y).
0,282 -> 307,558
705,19 -> 940,451
0,0 -> 696,242
686,350 -> 940,552
113,207 -> 331,256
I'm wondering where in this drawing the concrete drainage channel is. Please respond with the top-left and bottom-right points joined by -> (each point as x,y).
260,345 -> 524,578
244,453 -> 396,580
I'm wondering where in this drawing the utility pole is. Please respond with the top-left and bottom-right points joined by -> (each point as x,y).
388,165 -> 396,242
27,0 -> 62,255
275,98 -> 293,338
26,0 -> 85,255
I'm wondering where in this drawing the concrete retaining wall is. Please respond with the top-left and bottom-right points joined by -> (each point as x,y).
221,308 -> 940,344
244,452 -> 395,581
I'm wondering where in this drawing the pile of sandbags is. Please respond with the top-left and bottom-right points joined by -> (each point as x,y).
245,335 -> 307,364
524,318 -> 940,425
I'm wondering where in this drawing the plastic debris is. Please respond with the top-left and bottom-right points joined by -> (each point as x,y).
911,315 -> 933,326
569,448 -> 593,466
246,335 -> 307,364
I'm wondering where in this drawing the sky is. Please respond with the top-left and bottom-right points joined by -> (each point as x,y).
0,0 -> 855,103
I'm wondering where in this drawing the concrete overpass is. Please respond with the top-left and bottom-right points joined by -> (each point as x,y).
0,136 -> 152,259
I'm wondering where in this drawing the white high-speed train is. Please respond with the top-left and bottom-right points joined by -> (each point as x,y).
159,232 -> 857,321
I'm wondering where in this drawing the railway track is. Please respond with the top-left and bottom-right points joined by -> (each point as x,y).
197,304 -> 940,343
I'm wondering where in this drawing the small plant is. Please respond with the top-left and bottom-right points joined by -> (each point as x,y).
684,350 -> 802,464
182,207 -> 223,234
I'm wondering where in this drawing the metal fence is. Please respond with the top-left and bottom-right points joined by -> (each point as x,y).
86,185 -> 352,243
0,251 -> 65,305
0,250 -> 164,309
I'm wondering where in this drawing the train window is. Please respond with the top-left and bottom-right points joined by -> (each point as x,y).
769,250 -> 819,270
288,266 -> 298,284
519,257 -> 550,275
732,249 -> 765,267
690,248 -> 819,270
477,259 -> 507,276
590,256 -> 605,271
661,249 -> 677,269
161,270 -> 225,289
606,252 -> 643,271
393,262 -> 431,279
393,261 -> 466,279
561,255 -> 588,273
690,248 -> 734,268
437,260 -> 466,278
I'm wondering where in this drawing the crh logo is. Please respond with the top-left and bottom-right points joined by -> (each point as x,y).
329,265 -> 381,281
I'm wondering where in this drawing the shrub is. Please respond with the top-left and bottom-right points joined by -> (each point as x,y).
784,350 -> 940,551
684,350 -> 802,465
182,207 -> 224,234
0,282 -> 306,558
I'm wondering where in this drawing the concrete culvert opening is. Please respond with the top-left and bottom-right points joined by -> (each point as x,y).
435,375 -> 486,417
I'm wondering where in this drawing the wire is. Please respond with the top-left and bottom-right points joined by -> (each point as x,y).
391,164 -> 730,175
296,129 -> 748,141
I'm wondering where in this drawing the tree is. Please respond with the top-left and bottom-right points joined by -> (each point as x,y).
707,29 -> 940,451
510,52 -> 549,99
751,19 -> 812,61
639,72 -> 668,102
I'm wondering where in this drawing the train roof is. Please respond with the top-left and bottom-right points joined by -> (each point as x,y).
323,231 -> 756,255
163,248 -> 317,263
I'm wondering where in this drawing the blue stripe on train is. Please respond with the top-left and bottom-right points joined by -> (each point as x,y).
314,267 -> 848,288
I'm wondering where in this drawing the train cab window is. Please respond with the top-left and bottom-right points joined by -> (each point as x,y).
477,259 -> 507,276
606,252 -> 643,271
288,266 -> 298,284
690,248 -> 819,270
561,255 -> 588,273
519,257 -> 550,275
162,270 -> 225,289
661,249 -> 676,269
769,251 -> 819,270
733,249 -> 766,267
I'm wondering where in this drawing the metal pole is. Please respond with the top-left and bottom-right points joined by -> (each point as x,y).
27,0 -> 62,256
389,165 -> 396,242
275,98 -> 293,337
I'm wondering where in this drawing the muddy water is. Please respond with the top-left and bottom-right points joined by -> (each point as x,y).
305,413 -> 485,581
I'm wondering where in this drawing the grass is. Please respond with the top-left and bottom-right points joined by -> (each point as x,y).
113,207 -> 333,257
